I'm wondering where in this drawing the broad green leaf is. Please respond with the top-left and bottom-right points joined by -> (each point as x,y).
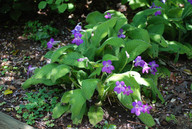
91,18 -> 117,47
115,39 -> 151,72
102,54 -> 119,61
50,64 -> 70,83
61,90 -> 73,104
132,8 -> 164,27
127,28 -> 150,43
86,11 -> 106,27
148,16 -> 169,25
159,41 -> 191,55
71,103 -> 87,125
38,1 -> 47,9
128,0 -> 148,10
69,89 -> 86,117
44,51 -> 53,59
75,70 -> 88,85
167,7 -> 182,18
138,113 -> 155,127
55,0 -> 62,4
46,0 -> 53,4
149,33 -> 168,47
33,63 -> 59,79
147,43 -> 159,58
81,79 -> 99,100
186,23 -> 192,30
22,78 -> 56,89
52,102 -> 69,119
96,37 -> 125,56
147,24 -> 164,35
117,92 -> 133,109
51,45 -> 75,63
58,4 -> 67,13
60,52 -> 86,68
88,106 -> 104,126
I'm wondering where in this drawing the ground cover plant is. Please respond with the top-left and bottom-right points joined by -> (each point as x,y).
0,0 -> 192,128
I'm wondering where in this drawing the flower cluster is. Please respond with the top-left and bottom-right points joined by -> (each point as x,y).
47,38 -> 61,49
102,60 -> 114,73
118,29 -> 126,38
150,3 -> 162,16
71,24 -> 84,46
114,81 -> 133,95
104,12 -> 112,19
188,0 -> 192,4
131,101 -> 152,116
134,56 -> 159,75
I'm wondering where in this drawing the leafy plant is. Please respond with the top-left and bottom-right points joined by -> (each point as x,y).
22,10 -> 168,127
23,20 -> 59,47
166,114 -> 178,124
38,0 -> 75,13
103,121 -> 117,129
15,87 -> 62,126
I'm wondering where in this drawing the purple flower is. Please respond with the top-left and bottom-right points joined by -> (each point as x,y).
188,0 -> 192,4
27,65 -> 37,76
114,81 -> 126,94
102,60 -> 114,73
131,101 -> 143,116
72,33 -> 84,46
142,62 -> 150,74
118,29 -> 126,38
77,57 -> 88,62
142,104 -> 152,114
149,3 -> 155,8
148,61 -> 159,75
47,38 -> 61,49
104,12 -> 112,19
155,10 -> 161,16
161,0 -> 166,4
47,38 -> 54,49
123,86 -> 133,96
71,24 -> 82,34
134,56 -> 145,67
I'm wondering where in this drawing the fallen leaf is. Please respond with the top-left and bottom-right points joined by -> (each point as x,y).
4,89 -> 13,95
9,85 -> 16,90
170,72 -> 176,84
183,69 -> 191,75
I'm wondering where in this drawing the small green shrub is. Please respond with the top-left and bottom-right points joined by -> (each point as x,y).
23,20 -> 59,47
15,87 -> 62,126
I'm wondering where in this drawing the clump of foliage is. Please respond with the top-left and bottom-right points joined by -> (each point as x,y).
22,0 -> 192,128
38,0 -> 75,13
15,87 -> 62,126
23,20 -> 59,47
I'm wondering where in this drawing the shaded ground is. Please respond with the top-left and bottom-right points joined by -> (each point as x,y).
0,2 -> 192,129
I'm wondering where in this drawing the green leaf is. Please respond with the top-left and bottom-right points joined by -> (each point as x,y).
86,11 -> 106,27
128,0 -> 148,10
91,18 -> 117,47
81,79 -> 99,100
69,89 -> 86,117
22,78 -> 56,89
132,8 -> 163,27
96,37 -> 125,56
138,113 -> 155,127
44,51 -> 53,59
61,90 -> 73,104
38,1 -> 47,9
46,0 -> 53,4
51,45 -> 75,63
71,102 -> 87,125
147,43 -> 159,58
147,24 -> 164,35
50,64 -> 70,83
55,0 -> 62,5
88,106 -> 104,126
149,33 -> 168,47
88,67 -> 102,78
67,3 -> 74,10
117,92 -> 133,109
52,102 -> 69,119
58,4 -> 67,13
60,52 -> 86,68
127,28 -> 150,43
33,63 -> 59,79
102,54 -> 119,61
182,3 -> 192,19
